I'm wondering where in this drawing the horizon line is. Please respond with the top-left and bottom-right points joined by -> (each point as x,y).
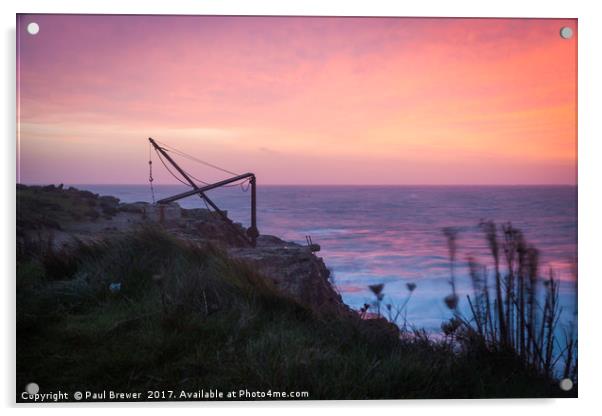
18,182 -> 578,187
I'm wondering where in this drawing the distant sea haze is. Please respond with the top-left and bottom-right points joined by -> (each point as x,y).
73,184 -> 577,332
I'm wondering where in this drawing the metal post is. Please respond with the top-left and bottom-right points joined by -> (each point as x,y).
247,175 -> 259,246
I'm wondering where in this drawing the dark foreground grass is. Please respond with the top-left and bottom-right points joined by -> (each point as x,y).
17,227 -> 573,400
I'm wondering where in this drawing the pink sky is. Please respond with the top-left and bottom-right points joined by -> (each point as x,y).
17,15 -> 577,185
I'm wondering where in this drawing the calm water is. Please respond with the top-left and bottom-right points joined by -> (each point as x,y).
77,184 -> 578,333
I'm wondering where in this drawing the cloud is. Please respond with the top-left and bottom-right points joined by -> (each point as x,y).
17,15 -> 577,184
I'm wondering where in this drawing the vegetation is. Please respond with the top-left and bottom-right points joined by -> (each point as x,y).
16,185 -> 575,400
17,227 -> 574,400
17,184 -> 118,230
17,184 -> 119,260
454,221 -> 578,382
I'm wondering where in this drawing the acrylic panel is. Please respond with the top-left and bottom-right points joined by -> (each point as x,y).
16,14 -> 577,402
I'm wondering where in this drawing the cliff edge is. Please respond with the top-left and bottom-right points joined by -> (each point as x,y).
17,184 -> 346,314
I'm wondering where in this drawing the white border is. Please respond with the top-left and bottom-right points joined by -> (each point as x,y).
2,0 -> 601,414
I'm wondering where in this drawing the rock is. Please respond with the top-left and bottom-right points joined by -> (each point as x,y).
192,220 -> 247,247
119,202 -> 148,214
143,204 -> 182,224
228,235 -> 347,313
99,196 -> 120,216
182,208 -> 228,220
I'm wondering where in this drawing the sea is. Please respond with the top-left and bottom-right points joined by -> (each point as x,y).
75,184 -> 578,335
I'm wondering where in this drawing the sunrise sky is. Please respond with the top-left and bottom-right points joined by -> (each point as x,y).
17,15 -> 577,185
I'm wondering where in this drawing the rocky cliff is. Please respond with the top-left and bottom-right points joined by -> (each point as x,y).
17,184 -> 347,314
